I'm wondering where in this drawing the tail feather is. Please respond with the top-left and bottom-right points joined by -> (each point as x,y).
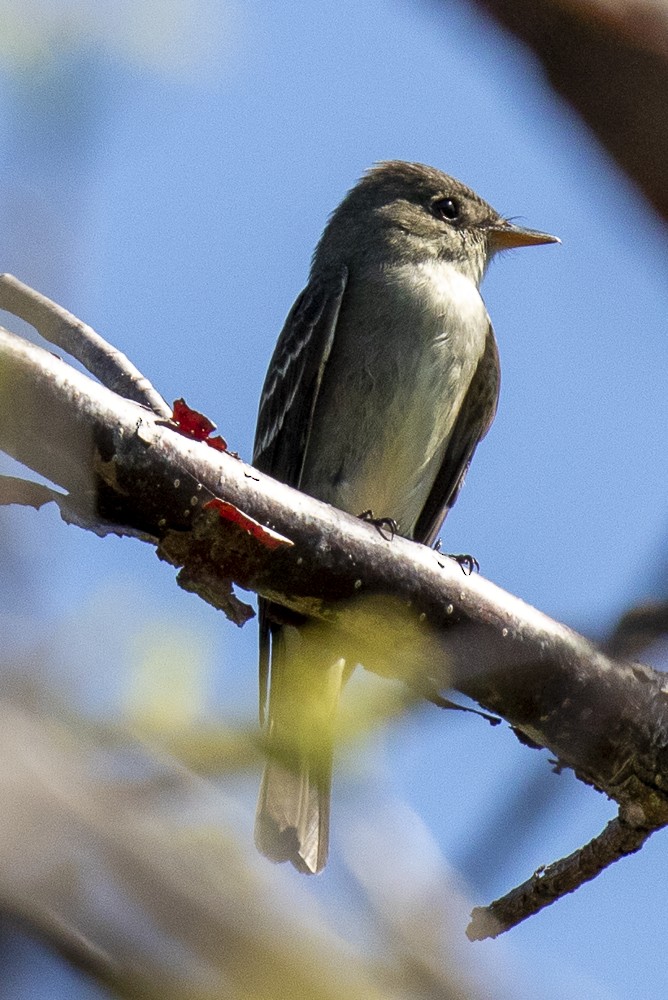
254,623 -> 343,874
255,751 -> 331,874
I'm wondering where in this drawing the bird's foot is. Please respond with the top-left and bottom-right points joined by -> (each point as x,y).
358,509 -> 398,541
451,553 -> 479,575
434,541 -> 479,574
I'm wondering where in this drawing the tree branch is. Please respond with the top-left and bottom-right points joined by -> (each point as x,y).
0,273 -> 171,417
1,305 -> 667,933
467,815 -> 650,939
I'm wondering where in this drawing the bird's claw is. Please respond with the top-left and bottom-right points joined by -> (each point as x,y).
451,553 -> 479,575
359,509 -> 398,541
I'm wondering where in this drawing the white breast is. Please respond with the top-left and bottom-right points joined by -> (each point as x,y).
301,258 -> 490,535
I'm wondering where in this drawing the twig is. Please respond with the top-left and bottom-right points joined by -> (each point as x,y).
467,814 -> 650,940
0,274 -> 171,417
423,690 -> 500,726
1,322 -> 667,801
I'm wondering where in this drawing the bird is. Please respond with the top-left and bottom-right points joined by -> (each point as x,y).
252,160 -> 558,873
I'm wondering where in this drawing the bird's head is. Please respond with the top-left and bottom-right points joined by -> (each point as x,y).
314,160 -> 559,285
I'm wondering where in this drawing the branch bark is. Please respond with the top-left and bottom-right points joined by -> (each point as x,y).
0,273 -> 171,417
1,308 -> 667,936
467,816 -> 650,939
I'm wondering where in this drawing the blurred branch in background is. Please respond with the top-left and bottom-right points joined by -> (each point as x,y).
462,0 -> 668,220
455,757 -> 574,892
0,0 -> 230,78
2,281 -> 668,939
0,684 -> 488,1000
605,600 -> 668,659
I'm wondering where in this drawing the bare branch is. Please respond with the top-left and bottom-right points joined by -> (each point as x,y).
2,320 -> 668,931
467,815 -> 650,940
0,274 -> 171,417
1,321 -> 667,800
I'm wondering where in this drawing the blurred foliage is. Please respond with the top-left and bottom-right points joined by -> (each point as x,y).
127,624 -> 209,730
0,0 -> 233,77
0,656 -> 490,1000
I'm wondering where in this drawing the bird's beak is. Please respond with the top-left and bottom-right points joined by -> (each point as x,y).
487,221 -> 560,251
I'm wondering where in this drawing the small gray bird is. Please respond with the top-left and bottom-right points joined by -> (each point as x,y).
253,161 -> 558,873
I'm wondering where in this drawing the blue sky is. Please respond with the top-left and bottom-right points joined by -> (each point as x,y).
1,0 -> 667,996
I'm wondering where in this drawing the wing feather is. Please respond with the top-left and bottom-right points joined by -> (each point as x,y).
253,267 -> 348,487
414,324 -> 500,546
254,266 -> 348,724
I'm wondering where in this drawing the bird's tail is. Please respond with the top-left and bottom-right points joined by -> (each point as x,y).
255,624 -> 344,874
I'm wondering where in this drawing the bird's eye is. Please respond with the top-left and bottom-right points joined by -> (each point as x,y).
432,197 -> 460,222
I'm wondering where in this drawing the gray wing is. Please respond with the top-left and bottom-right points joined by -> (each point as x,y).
253,266 -> 348,486
254,266 -> 348,723
413,324 -> 500,547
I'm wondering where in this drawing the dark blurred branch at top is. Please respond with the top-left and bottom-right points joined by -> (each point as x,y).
462,0 -> 668,220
